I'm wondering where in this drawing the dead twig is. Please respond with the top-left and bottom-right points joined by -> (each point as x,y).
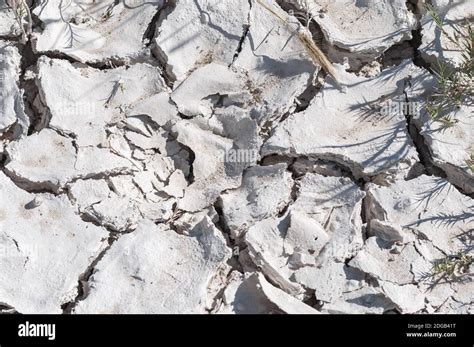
6,0 -> 33,44
255,0 -> 338,83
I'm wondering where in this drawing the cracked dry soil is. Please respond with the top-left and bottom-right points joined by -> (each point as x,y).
0,0 -> 472,314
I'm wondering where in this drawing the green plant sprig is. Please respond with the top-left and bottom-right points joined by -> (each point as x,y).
424,5 -> 473,127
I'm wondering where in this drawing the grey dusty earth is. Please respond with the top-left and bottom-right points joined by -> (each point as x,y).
0,0 -> 472,314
